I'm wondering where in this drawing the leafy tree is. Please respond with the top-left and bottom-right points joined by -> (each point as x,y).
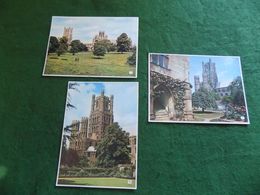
56,36 -> 68,56
221,95 -> 232,106
192,87 -> 218,112
93,42 -> 106,57
67,82 -> 79,110
61,82 -> 80,149
69,40 -> 88,55
78,156 -> 89,168
96,39 -> 111,52
96,123 -> 130,168
127,46 -> 136,65
116,33 -> 132,53
79,42 -> 88,52
108,43 -> 117,52
48,36 -> 59,53
60,149 -> 80,167
229,76 -> 245,106
69,40 -> 81,55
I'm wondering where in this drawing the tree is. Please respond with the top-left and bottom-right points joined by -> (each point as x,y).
96,123 -> 130,168
127,46 -> 136,65
78,156 -> 89,168
229,76 -> 245,106
69,40 -> 88,55
97,39 -> 111,52
221,95 -> 232,106
93,42 -> 106,57
192,87 -> 218,112
48,36 -> 59,53
79,42 -> 88,52
69,40 -> 81,55
108,43 -> 117,52
56,36 -> 68,56
116,33 -> 132,53
60,149 -> 80,167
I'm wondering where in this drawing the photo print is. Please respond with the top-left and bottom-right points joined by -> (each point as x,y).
56,82 -> 138,189
148,53 -> 249,124
43,17 -> 139,78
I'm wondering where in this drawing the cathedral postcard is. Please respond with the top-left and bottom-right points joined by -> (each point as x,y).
148,53 -> 249,124
42,16 -> 139,78
56,82 -> 138,189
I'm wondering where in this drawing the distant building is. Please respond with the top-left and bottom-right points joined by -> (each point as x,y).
93,31 -> 108,43
194,59 -> 233,102
85,31 -> 109,51
63,27 -> 73,44
68,90 -> 136,166
194,75 -> 200,92
194,58 -> 219,91
150,54 -> 193,121
69,91 -> 113,163
215,87 -> 231,97
129,136 -> 136,166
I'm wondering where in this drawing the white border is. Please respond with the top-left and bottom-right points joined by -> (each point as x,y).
148,53 -> 250,125
42,16 -> 139,78
56,81 -> 139,190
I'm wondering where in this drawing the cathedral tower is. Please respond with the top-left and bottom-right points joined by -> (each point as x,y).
88,90 -> 114,141
63,27 -> 73,44
194,75 -> 200,92
202,58 -> 218,90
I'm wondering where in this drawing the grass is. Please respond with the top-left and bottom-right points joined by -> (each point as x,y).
44,52 -> 136,77
57,177 -> 136,188
193,111 -> 224,122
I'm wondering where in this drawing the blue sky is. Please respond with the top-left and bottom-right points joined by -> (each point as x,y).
188,55 -> 242,92
50,16 -> 138,45
63,82 -> 138,136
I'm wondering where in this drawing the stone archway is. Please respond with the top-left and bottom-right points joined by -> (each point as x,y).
150,71 -> 193,121
153,85 -> 174,120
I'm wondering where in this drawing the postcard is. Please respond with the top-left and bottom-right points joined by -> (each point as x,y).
148,53 -> 249,124
56,82 -> 138,189
43,16 -> 139,78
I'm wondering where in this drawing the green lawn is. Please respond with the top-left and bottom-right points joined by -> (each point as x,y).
193,111 -> 224,122
57,177 -> 136,188
44,52 -> 136,77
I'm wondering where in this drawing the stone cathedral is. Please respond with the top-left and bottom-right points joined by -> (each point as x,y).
63,27 -> 73,44
68,91 -> 136,165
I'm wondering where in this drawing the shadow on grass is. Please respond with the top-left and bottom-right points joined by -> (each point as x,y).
193,110 -> 218,114
58,179 -> 91,186
92,56 -> 105,59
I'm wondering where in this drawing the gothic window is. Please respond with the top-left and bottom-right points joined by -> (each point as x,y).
151,54 -> 169,69
159,55 -> 164,66
151,54 -> 158,64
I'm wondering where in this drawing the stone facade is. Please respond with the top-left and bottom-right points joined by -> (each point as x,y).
63,27 -> 73,44
150,54 -> 193,121
68,91 -> 136,165
88,91 -> 114,141
129,136 -> 136,166
69,91 -> 113,162
215,86 -> 231,97
93,31 -> 108,43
